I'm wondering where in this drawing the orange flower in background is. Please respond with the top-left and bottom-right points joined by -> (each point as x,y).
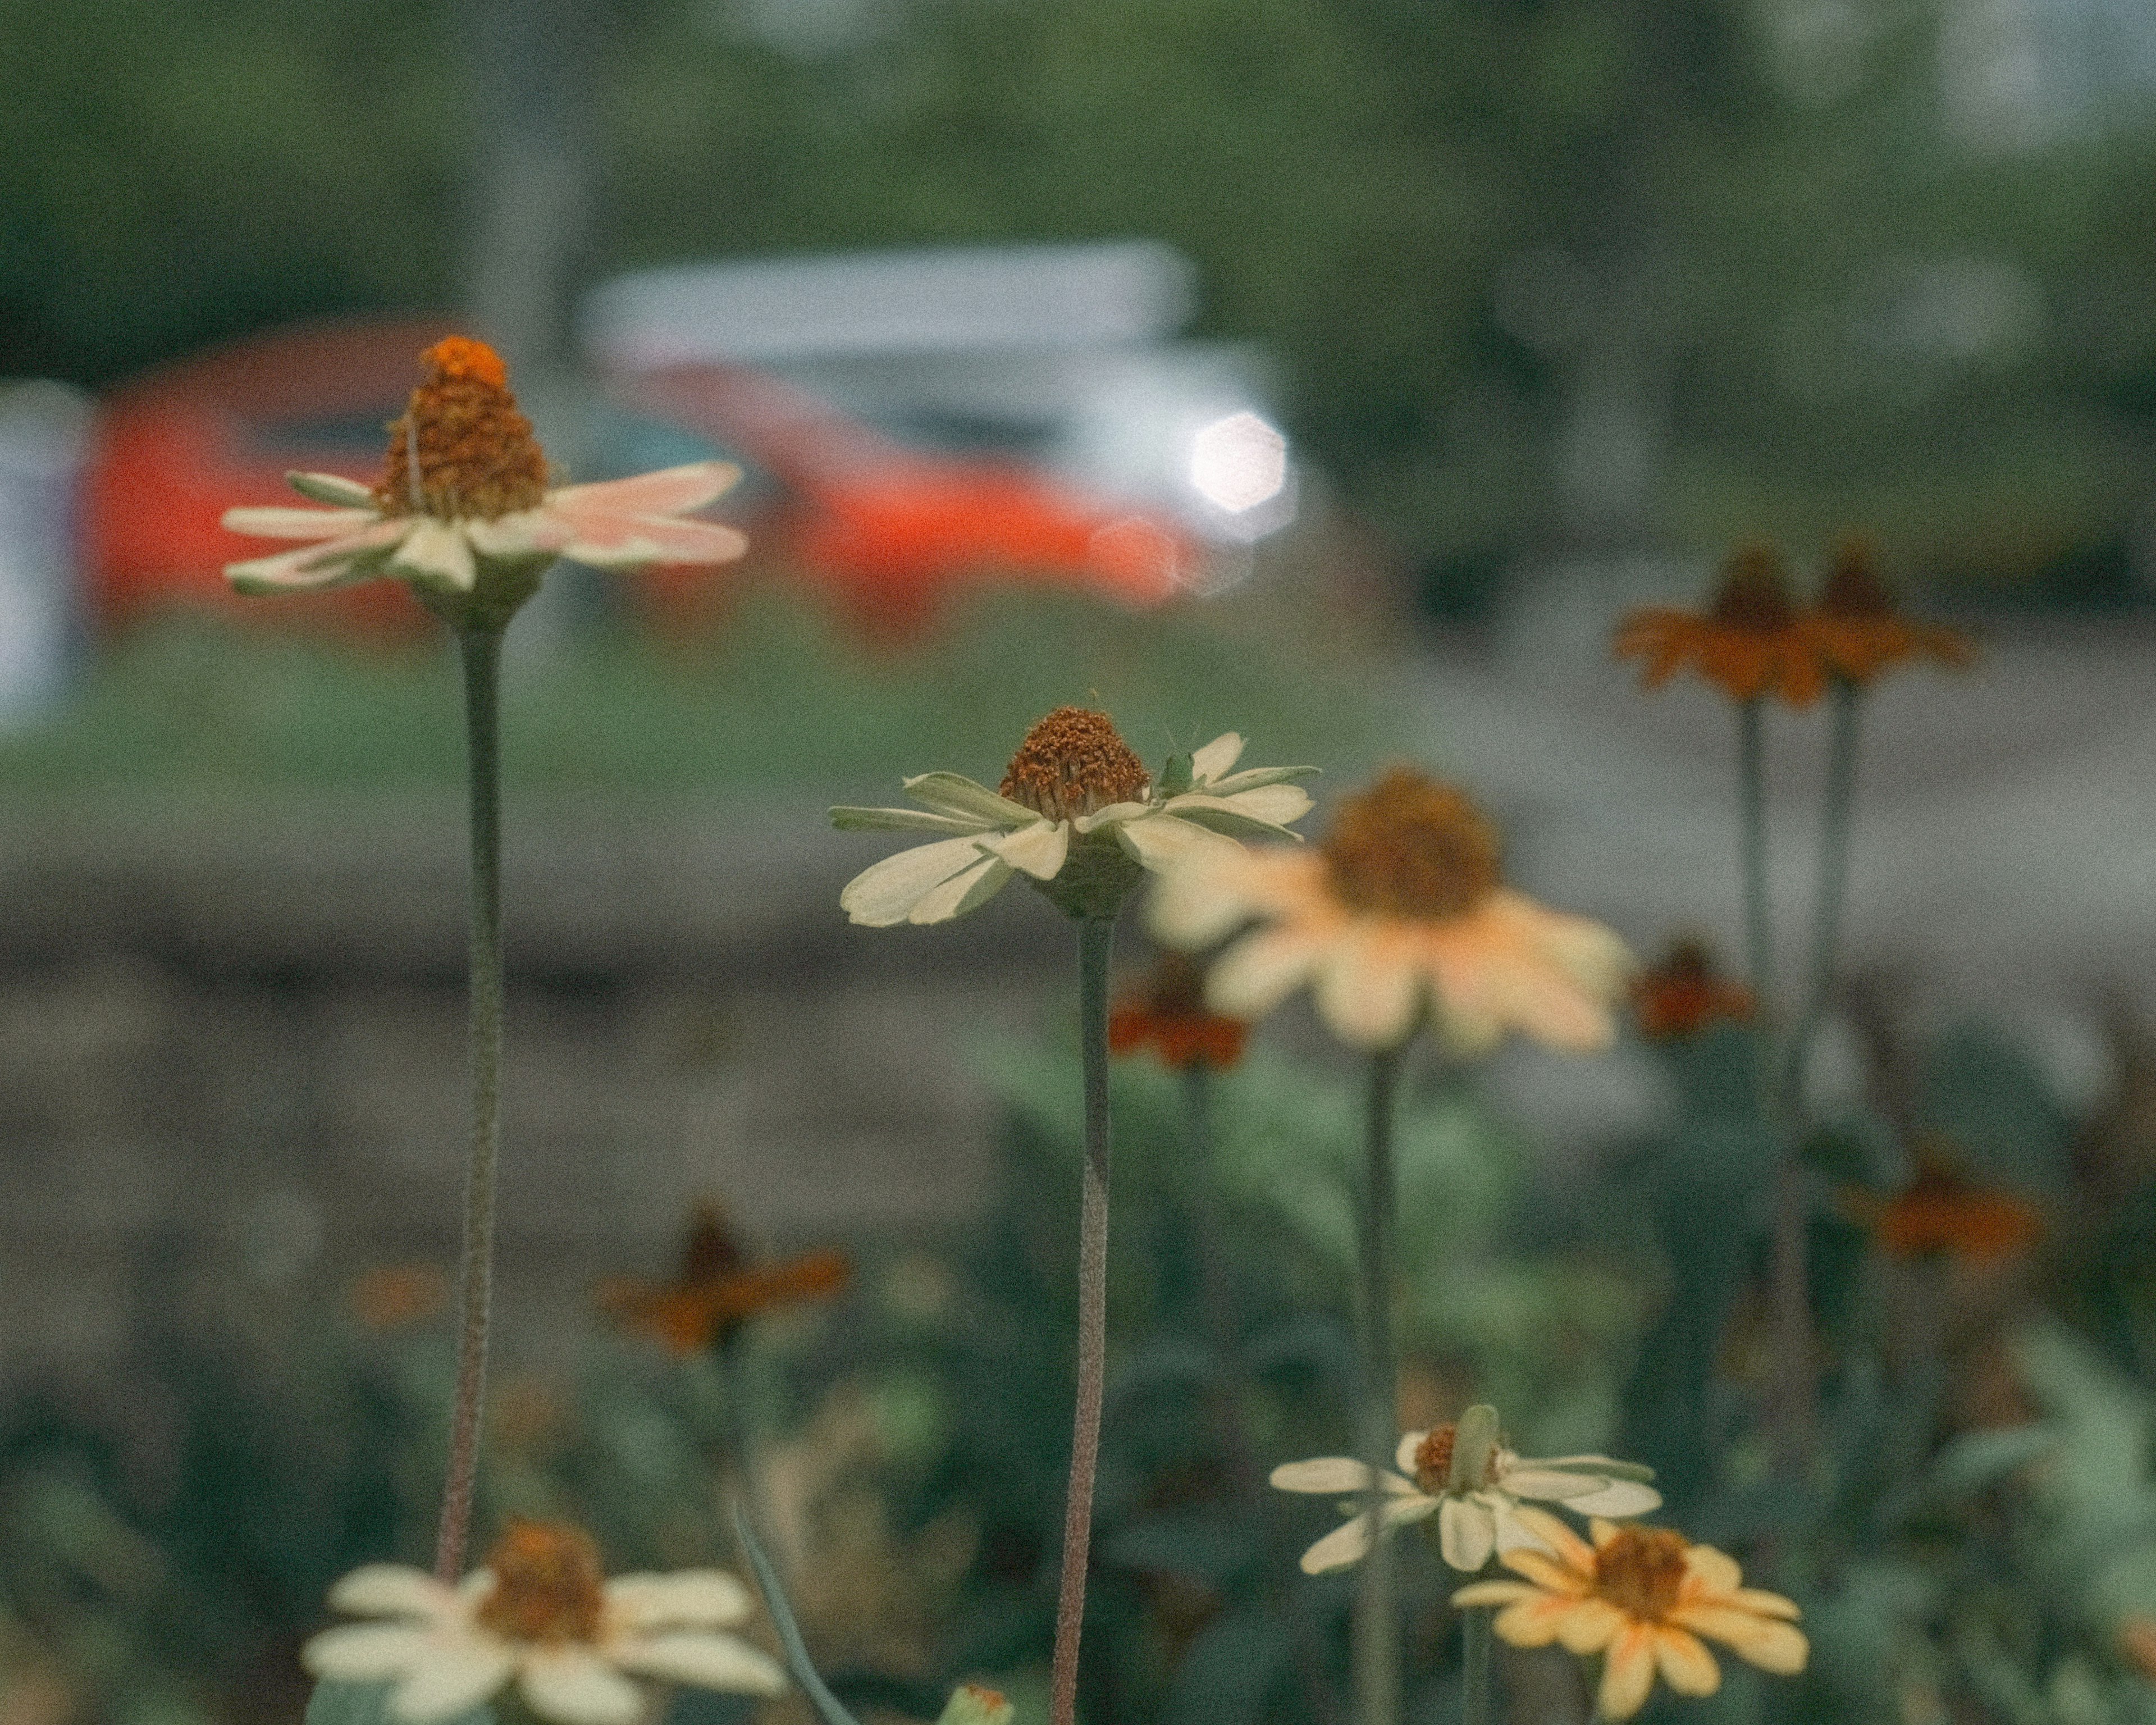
1846,1143 -> 2044,1264
1614,542 -> 1825,707
349,1263 -> 450,1332
1632,939 -> 1755,1041
1452,1508 -> 1806,1721
598,1202 -> 849,1355
1109,950 -> 1247,1071
1149,768 -> 1632,1054
1806,537 -> 1974,686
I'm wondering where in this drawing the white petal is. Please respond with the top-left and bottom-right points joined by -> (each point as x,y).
984,819 -> 1070,880
612,1631 -> 787,1695
840,837 -> 991,927
546,461 -> 742,516
1205,764 -> 1319,796
287,471 -> 380,506
1117,811 -> 1242,871
223,505 -> 382,541
907,852 -> 1011,923
1217,783 -> 1314,828
465,513 -> 551,559
328,1566 -> 458,1621
1489,1503 -> 1559,1555
1440,1499 -> 1497,1571
390,518 -> 477,591
902,773 -> 1040,828
1071,800 -> 1149,834
1298,1511 -> 1379,1575
1313,927 -> 1423,1051
1270,1459 -> 1417,1495
605,1572 -> 752,1631
304,1624 -> 432,1681
830,805 -> 981,834
387,1640 -> 517,1723
1189,733 -> 1245,782
1145,850 -> 1264,948
549,510 -> 748,568
517,1648 -> 643,1725
1396,1431 -> 1428,1475
1207,925 -> 1329,1020
226,519 -> 412,594
1557,1481 -> 1664,1517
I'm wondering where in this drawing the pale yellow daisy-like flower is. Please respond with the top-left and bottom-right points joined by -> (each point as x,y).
303,1519 -> 785,1725
1271,1414 -> 1660,1575
1451,1508 -> 1806,1721
222,336 -> 746,601
833,708 -> 1314,927
1150,766 -> 1632,1052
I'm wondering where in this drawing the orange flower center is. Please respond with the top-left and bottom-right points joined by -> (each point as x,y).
999,707 -> 1149,822
1321,770 -> 1501,919
473,1519 -> 607,1644
374,337 -> 549,522
1707,544 -> 1798,635
1593,1526 -> 1690,1622
1411,1423 -> 1458,1495
1819,539 -> 1893,618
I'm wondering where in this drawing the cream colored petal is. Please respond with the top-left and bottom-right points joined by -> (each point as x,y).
303,1623 -> 432,1681
604,1572 -> 752,1631
222,504 -> 382,540
1206,925 -> 1331,1021
1670,1608 -> 1807,1674
547,460 -> 742,516
1450,1580 -> 1536,1610
1654,1627 -> 1722,1696
907,852 -> 1011,924
517,1646 -> 644,1725
901,773 -> 1040,828
1492,1595 -> 1598,1651
1118,811 -> 1243,871
1072,800 -> 1149,833
984,819 -> 1069,880
1204,764 -> 1318,796
1508,1474 -> 1662,1518
1727,1588 -> 1803,1622
1683,1544 -> 1743,1596
1597,1623 -> 1659,1722
1551,1598 -> 1628,1656
387,1639 -> 517,1723
1487,1502 -> 1558,1557
1395,1431 -> 1427,1474
226,519 -> 411,593
545,508 -> 748,568
612,1631 -> 785,1695
389,518 -> 477,591
1269,1458 -> 1416,1495
1439,1499 -> 1496,1571
1312,924 -> 1423,1051
839,837 -> 989,927
829,806 -> 981,835
464,512 -> 553,559
1299,1511 -> 1381,1574
1189,733 -> 1245,782
1154,791 -> 1305,839
328,1565 -> 458,1621
1499,1549 -> 1591,1597
1504,1508 -> 1597,1575
287,471 -> 379,506
1215,783 -> 1314,828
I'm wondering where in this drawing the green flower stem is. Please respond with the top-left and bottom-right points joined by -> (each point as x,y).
1353,1044 -> 1406,1725
435,622 -> 508,1583
1050,915 -> 1118,1725
1782,678 -> 1861,1112
1737,696 -> 1774,1007
1462,1605 -> 1493,1725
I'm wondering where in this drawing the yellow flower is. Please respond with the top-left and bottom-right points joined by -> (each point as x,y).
833,710 -> 1314,926
222,336 -> 746,605
303,1519 -> 784,1725
1149,768 -> 1631,1052
1452,1508 -> 1806,1721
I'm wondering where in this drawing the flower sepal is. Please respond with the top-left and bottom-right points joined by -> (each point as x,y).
1030,830 -> 1147,921
412,550 -> 553,635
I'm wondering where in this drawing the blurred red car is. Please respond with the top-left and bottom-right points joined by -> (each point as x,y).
79,314 -> 1200,642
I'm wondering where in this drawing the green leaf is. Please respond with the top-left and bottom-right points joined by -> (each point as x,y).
734,1502 -> 862,1725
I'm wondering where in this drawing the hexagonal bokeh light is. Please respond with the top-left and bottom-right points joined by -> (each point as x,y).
1188,410 -> 1289,514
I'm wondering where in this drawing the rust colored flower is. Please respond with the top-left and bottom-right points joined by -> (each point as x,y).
1452,1508 -> 1806,1720
1150,768 -> 1632,1054
2118,1616 -> 2156,1682
1632,939 -> 1755,1041
349,1263 -> 450,1332
597,1202 -> 849,1355
1613,543 -> 1825,707
1806,537 -> 1974,686
1109,950 -> 1247,1070
1846,1143 -> 2044,1263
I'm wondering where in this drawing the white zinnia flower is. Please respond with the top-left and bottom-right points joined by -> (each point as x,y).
222,335 -> 746,599
1270,1410 -> 1661,1575
833,707 -> 1314,927
303,1520 -> 786,1725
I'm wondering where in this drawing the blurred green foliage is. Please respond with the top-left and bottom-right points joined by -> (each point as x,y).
7,0 -> 2156,583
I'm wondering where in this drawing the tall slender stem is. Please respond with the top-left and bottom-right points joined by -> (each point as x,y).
1782,678 -> 1861,1112
1461,1606 -> 1493,1725
1353,1046 -> 1405,1725
1737,696 -> 1773,1007
1050,916 -> 1118,1725
435,623 -> 507,1582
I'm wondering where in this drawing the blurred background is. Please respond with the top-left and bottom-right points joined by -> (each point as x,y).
6,1 -> 2156,1721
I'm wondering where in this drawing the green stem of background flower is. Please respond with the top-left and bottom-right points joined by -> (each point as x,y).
1783,678 -> 1861,1112
1461,1605 -> 1493,1725
1050,915 -> 1118,1725
1353,1043 -> 1405,1725
435,622 -> 507,1582
1737,695 -> 1774,1006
